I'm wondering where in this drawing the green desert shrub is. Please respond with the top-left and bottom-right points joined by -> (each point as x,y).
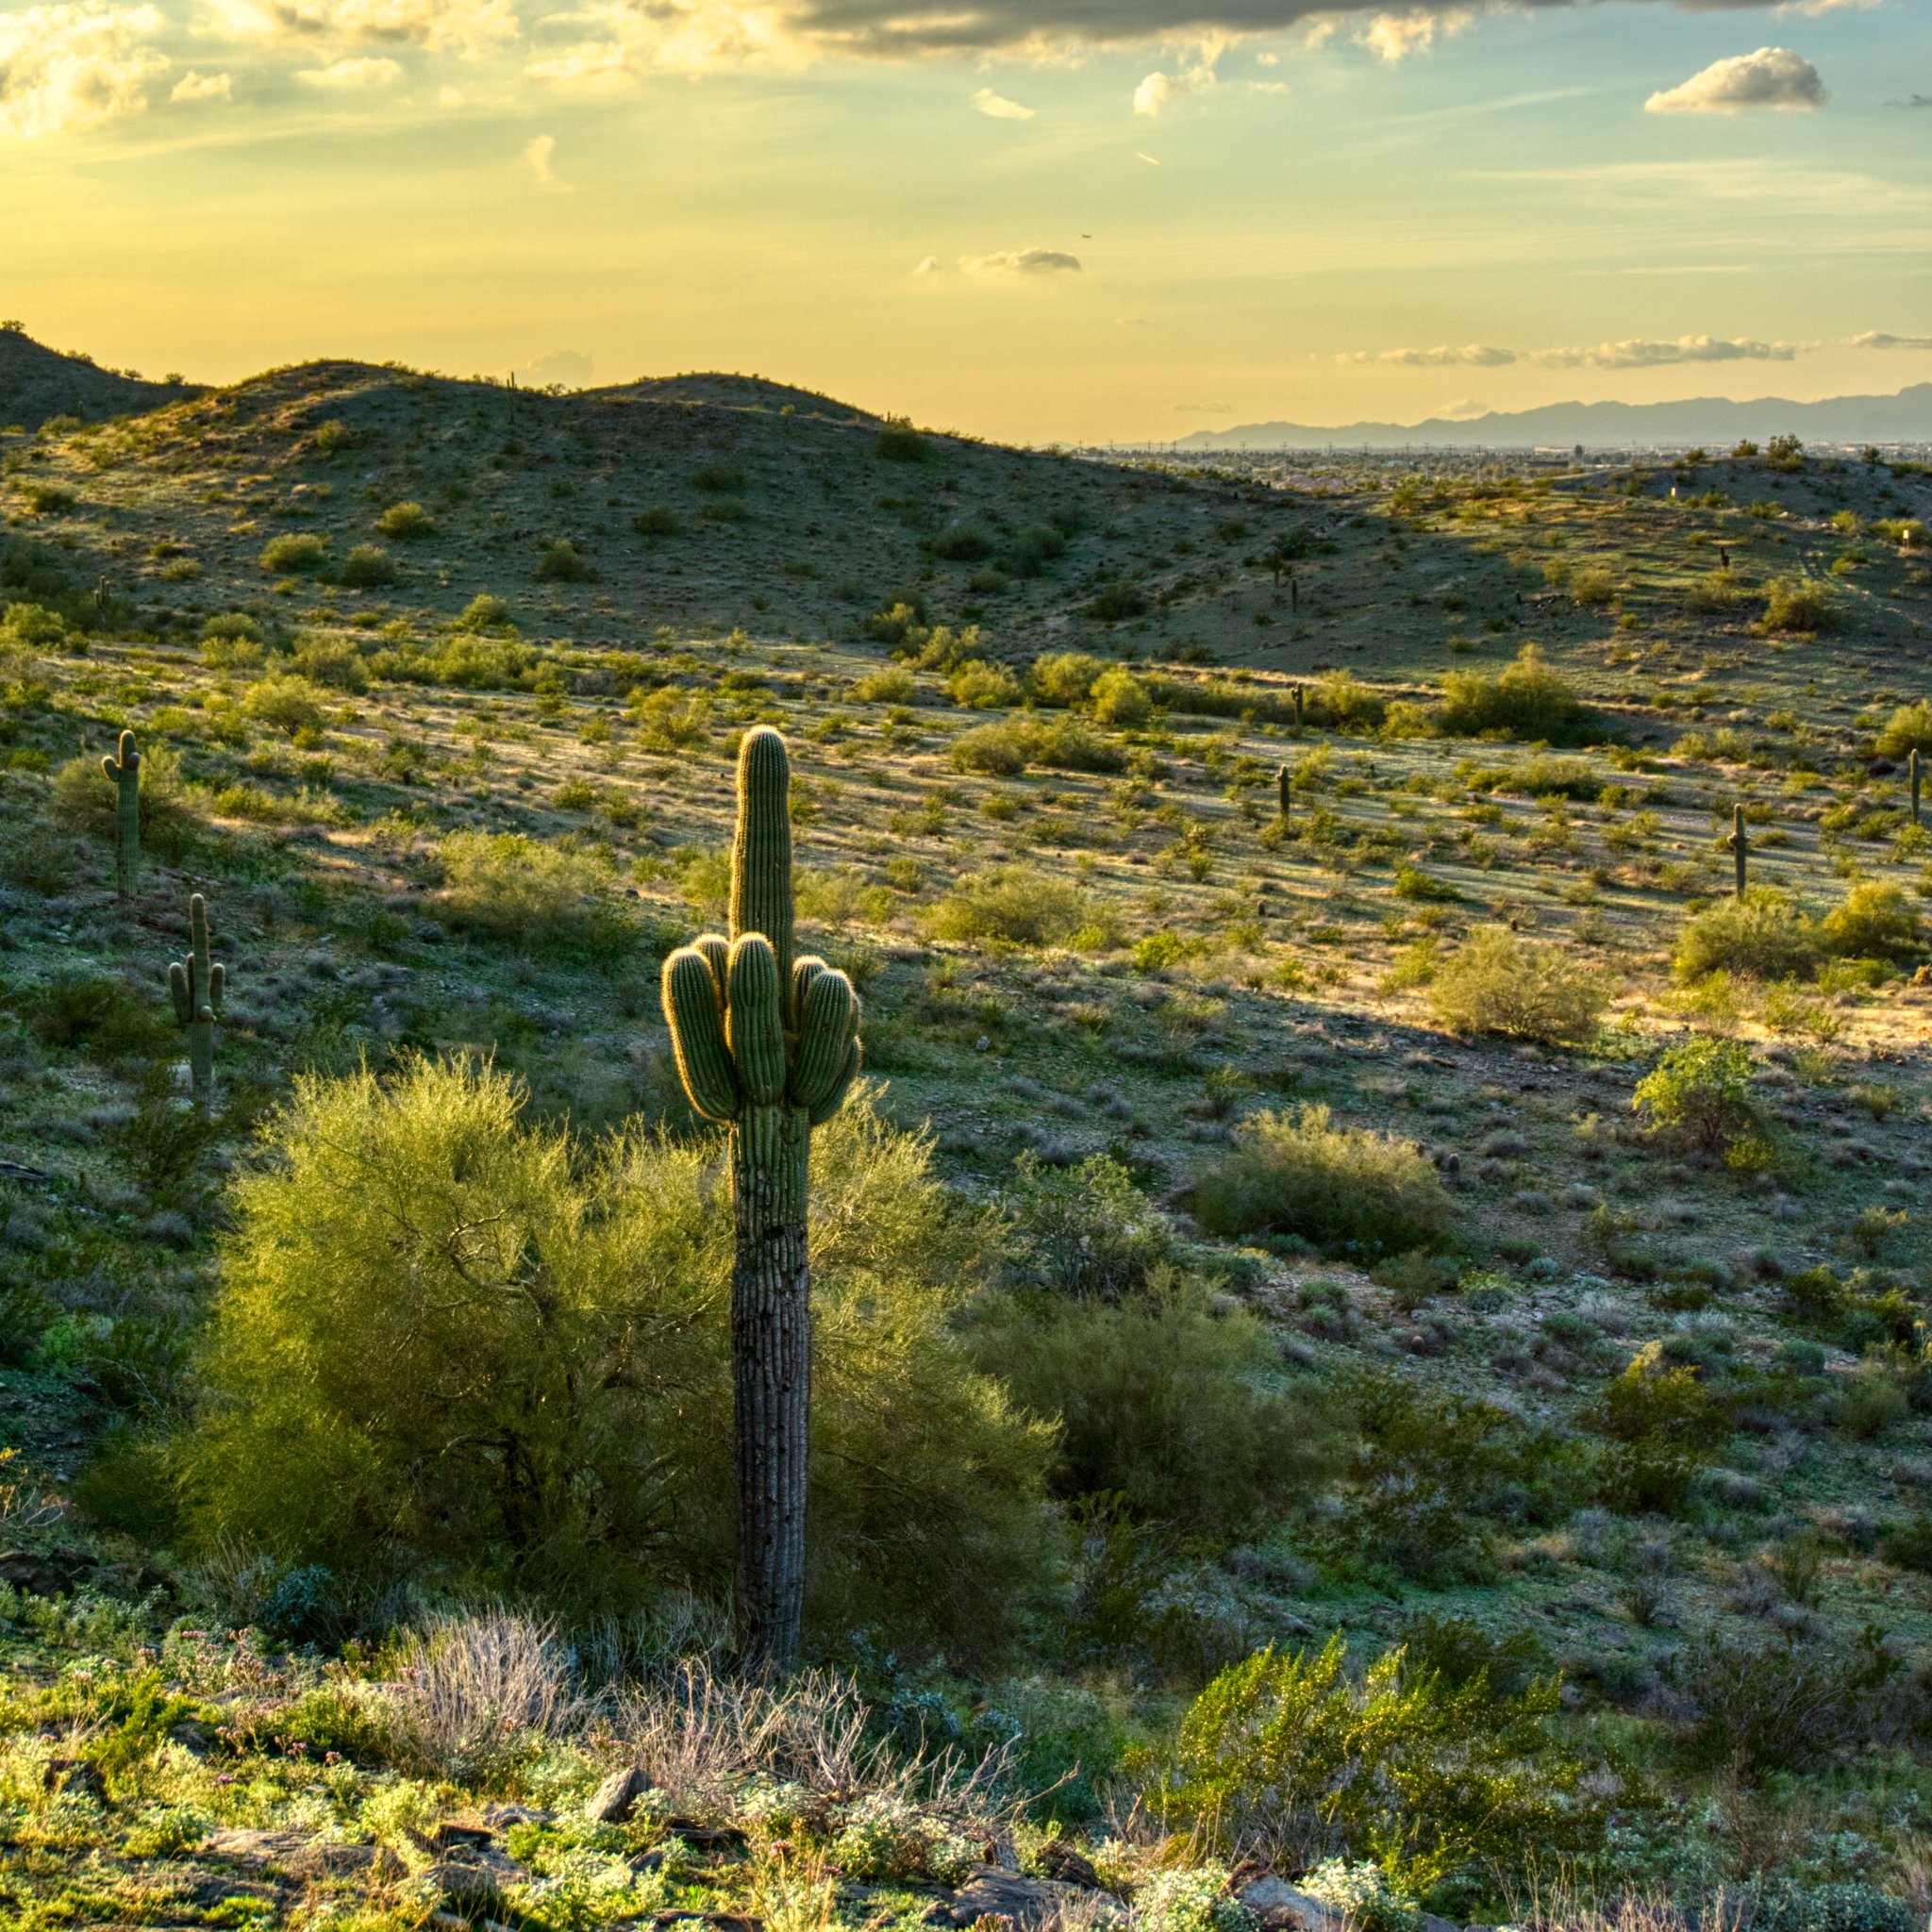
1032,717 -> 1124,774
930,521 -> 997,563
178,1060 -> 1055,1656
1757,577 -> 1840,635
1002,1152 -> 1173,1301
1674,889 -> 1819,983
1193,1107 -> 1453,1257
242,674 -> 328,738
457,591 -> 515,632
950,720 -> 1032,776
259,532 -> 327,575
967,1277 -> 1348,1541
338,542 -> 395,588
875,416 -> 928,462
1091,665 -> 1153,727
947,658 -> 1023,708
633,505 -> 680,538
49,741 -> 196,859
1436,645 -> 1590,745
1088,582 -> 1147,623
1166,1634 -> 1600,1896
853,664 -> 916,704
1632,1037 -> 1768,1162
536,540 -> 591,582
291,633 -> 369,691
924,864 -> 1109,948
436,830 -> 631,951
1821,882 -> 1921,961
1424,926 -> 1607,1044
376,501 -> 433,540
1875,704 -> 1932,758
1029,651 -> 1107,708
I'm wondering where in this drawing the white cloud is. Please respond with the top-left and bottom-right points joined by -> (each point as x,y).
206,0 -> 516,56
1359,7 -> 1471,60
297,54 -> 402,83
1645,47 -> 1825,115
1132,70 -> 1173,113
960,246 -> 1081,274
1850,331 -> 1932,351
1532,334 -> 1795,368
912,255 -> 943,275
525,130 -> 570,186
170,68 -> 232,100
511,347 -> 592,386
972,85 -> 1033,117
1351,342 -> 1517,366
0,4 -> 168,139
1435,397 -> 1492,420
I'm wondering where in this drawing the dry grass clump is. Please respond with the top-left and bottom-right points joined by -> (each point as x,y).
1426,925 -> 1607,1044
1192,1105 -> 1453,1255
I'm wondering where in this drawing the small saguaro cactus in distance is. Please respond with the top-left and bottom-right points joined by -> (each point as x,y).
1731,803 -> 1748,901
1912,747 -> 1922,828
1292,684 -> 1306,731
168,892 -> 225,1107
660,725 -> 861,1671
1276,764 -> 1291,819
102,729 -> 140,898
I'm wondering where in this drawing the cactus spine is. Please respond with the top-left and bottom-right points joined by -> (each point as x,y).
660,726 -> 860,1670
102,729 -> 140,899
1732,803 -> 1748,901
1912,747 -> 1922,828
168,892 -> 225,1108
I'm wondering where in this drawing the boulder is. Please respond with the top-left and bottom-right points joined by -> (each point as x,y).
935,1866 -> 1083,1930
1236,1878 -> 1347,1932
202,1828 -> 398,1883
1035,1841 -> 1107,1890
586,1764 -> 648,1824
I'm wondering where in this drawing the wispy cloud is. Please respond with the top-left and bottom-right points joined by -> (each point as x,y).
297,55 -> 402,85
1850,331 -> 1932,351
524,129 -> 569,187
170,68 -> 233,101
960,246 -> 1082,274
972,86 -> 1033,117
1358,7 -> 1473,61
1645,46 -> 1825,114
207,0 -> 517,57
1345,335 -> 1811,370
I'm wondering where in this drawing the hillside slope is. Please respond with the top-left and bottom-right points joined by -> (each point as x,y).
0,327 -> 201,429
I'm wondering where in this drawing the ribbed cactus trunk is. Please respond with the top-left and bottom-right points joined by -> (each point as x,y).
1732,803 -> 1748,901
103,730 -> 140,899
662,727 -> 860,1672
1276,765 -> 1291,820
168,892 -> 225,1109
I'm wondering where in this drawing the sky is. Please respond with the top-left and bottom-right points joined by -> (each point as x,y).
1,0 -> 1928,443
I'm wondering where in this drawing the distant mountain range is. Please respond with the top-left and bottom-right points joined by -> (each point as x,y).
1162,385 -> 1932,453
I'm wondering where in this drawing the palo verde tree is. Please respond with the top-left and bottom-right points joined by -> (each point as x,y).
660,726 -> 862,1669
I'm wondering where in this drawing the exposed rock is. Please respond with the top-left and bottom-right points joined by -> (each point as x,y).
1034,1840 -> 1107,1890
431,1840 -> 529,1911
1236,1878 -> 1346,1932
587,1764 -> 648,1824
935,1865 -> 1082,1929
202,1828 -> 398,1882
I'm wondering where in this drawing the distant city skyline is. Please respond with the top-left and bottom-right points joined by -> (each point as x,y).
4,0 -> 1927,443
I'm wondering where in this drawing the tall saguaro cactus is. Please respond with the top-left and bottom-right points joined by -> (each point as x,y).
102,729 -> 140,899
661,727 -> 861,1669
1276,764 -> 1291,820
1731,803 -> 1748,901
1911,747 -> 1922,828
168,892 -> 225,1108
